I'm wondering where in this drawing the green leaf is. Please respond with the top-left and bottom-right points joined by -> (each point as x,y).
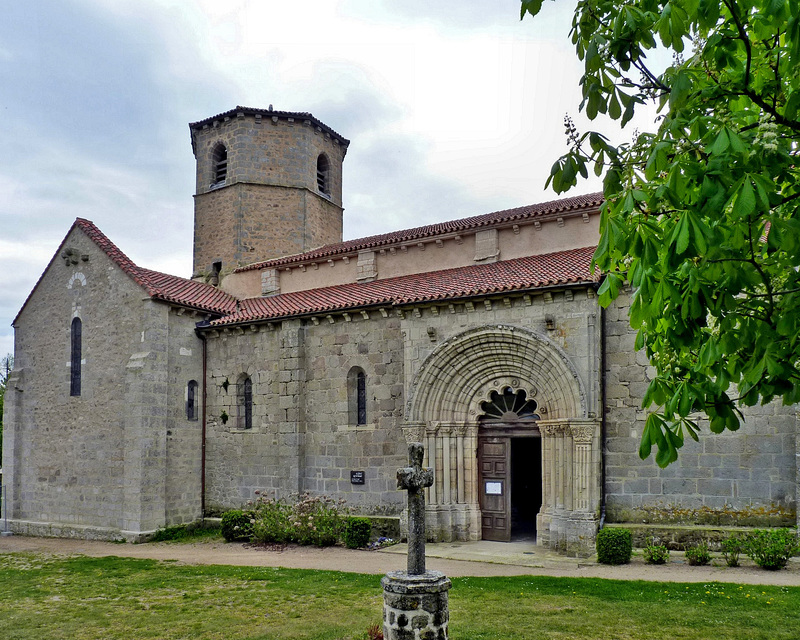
709,128 -> 729,155
731,178 -> 756,219
669,213 -> 691,255
669,70 -> 692,110
520,0 -> 545,19
597,273 -> 621,306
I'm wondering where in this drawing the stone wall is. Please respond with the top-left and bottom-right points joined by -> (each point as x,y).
191,113 -> 346,277
603,291 -> 798,526
202,314 -> 408,514
5,230 -> 150,536
202,286 -> 603,542
164,310 -> 205,526
3,227 -> 206,540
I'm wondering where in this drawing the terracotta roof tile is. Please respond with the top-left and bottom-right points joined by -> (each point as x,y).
13,219 -> 237,324
211,246 -> 598,327
138,268 -> 238,314
189,105 -> 350,148
235,192 -> 603,273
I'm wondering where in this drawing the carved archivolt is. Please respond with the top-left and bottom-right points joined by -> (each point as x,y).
406,325 -> 586,423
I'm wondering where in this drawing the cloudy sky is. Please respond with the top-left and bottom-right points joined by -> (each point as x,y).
0,0 -> 652,357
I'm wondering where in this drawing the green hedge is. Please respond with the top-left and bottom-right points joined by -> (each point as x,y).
596,527 -> 632,565
343,517 -> 372,549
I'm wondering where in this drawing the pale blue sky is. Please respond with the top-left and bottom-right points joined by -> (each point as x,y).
1,0 -> 648,357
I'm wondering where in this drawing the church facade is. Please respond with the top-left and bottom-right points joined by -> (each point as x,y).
3,107 -> 797,555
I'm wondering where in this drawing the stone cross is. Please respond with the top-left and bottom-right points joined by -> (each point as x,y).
397,442 -> 434,575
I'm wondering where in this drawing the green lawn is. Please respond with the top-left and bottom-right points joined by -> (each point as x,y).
0,553 -> 798,640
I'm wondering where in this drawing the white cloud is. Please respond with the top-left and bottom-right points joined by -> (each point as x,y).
0,0 -> 658,358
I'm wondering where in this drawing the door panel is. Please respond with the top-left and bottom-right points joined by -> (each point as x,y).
479,436 -> 511,541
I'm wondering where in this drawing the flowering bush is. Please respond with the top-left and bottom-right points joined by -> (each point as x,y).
367,537 -> 395,551
250,496 -> 292,544
249,491 -> 346,547
220,509 -> 254,542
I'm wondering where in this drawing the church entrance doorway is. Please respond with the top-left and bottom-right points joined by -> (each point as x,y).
478,386 -> 542,542
479,432 -> 542,542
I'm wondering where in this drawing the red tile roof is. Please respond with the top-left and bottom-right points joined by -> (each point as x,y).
13,219 -> 237,324
138,268 -> 238,314
235,192 -> 603,273
74,219 -> 237,314
211,246 -> 598,327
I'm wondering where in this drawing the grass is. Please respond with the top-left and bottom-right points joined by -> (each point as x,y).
0,553 -> 798,640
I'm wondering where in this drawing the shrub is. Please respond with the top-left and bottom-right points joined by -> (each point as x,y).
250,492 -> 347,546
684,541 -> 711,566
595,527 -> 632,565
250,497 -> 292,544
643,539 -> 670,565
721,535 -> 743,567
289,494 -> 344,546
743,528 -> 800,570
343,517 -> 372,549
221,509 -> 253,542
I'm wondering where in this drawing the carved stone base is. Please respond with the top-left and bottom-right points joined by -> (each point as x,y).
539,511 -> 598,557
382,570 -> 451,640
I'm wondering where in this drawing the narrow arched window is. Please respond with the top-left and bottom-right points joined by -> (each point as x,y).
212,144 -> 228,185
70,317 -> 82,396
347,367 -> 367,426
316,153 -> 330,195
357,371 -> 366,425
187,380 -> 199,421
239,376 -> 252,429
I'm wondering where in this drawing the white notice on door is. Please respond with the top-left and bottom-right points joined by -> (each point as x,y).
485,481 -> 503,495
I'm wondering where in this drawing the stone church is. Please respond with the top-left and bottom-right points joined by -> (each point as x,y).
3,106 -> 797,555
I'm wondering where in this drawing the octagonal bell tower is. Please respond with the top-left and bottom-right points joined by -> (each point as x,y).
190,106 -> 349,281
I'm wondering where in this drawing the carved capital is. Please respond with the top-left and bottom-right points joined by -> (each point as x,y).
402,424 -> 426,444
539,423 -> 566,437
569,424 -> 595,444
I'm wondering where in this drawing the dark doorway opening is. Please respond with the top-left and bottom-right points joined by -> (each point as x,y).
510,437 -> 541,541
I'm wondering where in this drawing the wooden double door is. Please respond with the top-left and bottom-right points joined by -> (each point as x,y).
479,431 -> 542,542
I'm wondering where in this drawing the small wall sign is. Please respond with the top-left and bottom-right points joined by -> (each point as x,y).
350,470 -> 365,485
485,481 -> 503,495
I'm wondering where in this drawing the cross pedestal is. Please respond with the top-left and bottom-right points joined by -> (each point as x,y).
381,443 -> 451,640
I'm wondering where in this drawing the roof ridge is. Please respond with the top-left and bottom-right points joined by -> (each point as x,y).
74,218 -> 162,297
189,105 -> 350,147
235,192 -> 604,273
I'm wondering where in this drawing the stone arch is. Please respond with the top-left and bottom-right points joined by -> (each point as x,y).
406,325 -> 586,424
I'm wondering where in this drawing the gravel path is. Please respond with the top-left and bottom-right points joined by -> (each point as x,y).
2,535 -> 799,586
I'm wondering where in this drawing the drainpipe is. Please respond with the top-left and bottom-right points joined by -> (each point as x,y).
599,303 -> 608,530
198,328 -> 208,518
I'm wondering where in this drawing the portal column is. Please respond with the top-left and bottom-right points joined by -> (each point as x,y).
565,420 -> 600,556
537,423 -> 556,547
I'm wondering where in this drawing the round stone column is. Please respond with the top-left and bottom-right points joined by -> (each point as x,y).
381,570 -> 451,640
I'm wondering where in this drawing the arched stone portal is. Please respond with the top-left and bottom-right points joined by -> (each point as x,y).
403,325 -> 601,555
